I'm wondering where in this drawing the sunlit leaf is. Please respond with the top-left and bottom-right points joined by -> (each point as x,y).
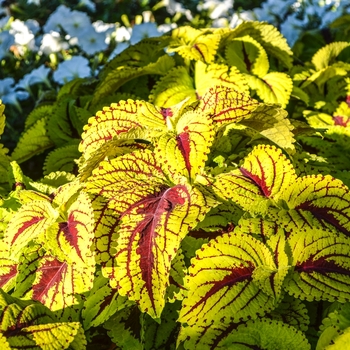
4,200 -> 58,259
168,26 -> 220,63
312,42 -> 350,71
116,183 -> 211,318
179,232 -> 277,326
285,229 -> 350,302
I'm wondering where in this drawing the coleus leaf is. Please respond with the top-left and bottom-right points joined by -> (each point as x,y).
4,200 -> 58,259
0,289 -> 86,349
167,26 -> 221,63
79,99 -> 166,161
178,318 -> 310,350
245,72 -> 293,108
155,110 -> 215,183
178,232 -> 278,327
0,240 -> 17,292
316,302 -> 350,350
115,183 -> 211,319
141,300 -> 181,350
92,48 -> 175,105
11,117 -> 54,163
240,103 -> 296,153
86,150 -> 168,214
90,194 -> 119,277
312,42 -> 350,71
194,61 -> 249,98
194,85 -> 259,127
272,174 -> 350,235
82,270 -> 133,330
150,66 -> 196,108
225,35 -> 269,77
266,294 -> 310,332
104,305 -> 143,350
43,143 -> 81,175
285,229 -> 350,303
212,144 -> 296,214
43,191 -> 94,266
230,21 -> 293,68
13,242 -> 94,319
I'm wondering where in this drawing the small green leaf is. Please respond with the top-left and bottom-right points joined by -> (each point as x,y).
312,42 -> 350,71
11,118 -> 54,163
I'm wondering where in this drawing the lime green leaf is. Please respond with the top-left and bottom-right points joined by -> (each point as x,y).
25,104 -> 53,130
178,232 -> 277,326
43,144 -> 81,175
195,61 -> 249,98
267,295 -> 310,332
285,229 -> 350,302
0,240 -> 17,292
82,270 -> 133,330
142,301 -> 180,350
246,72 -> 293,108
241,104 -> 296,152
11,118 -> 54,163
195,85 -> 259,127
312,42 -> 350,71
168,26 -> 220,63
179,315 -> 310,349
166,249 -> 187,302
4,200 -> 58,259
116,183 -> 211,319
150,66 -> 196,108
0,145 -> 10,195
0,289 -> 86,349
104,305 -> 142,350
226,35 -> 269,77
93,42 -> 175,105
155,110 -> 215,182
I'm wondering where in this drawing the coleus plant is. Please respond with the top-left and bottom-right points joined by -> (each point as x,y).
0,20 -> 350,349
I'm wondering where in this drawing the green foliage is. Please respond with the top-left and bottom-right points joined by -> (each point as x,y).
1,19 -> 350,349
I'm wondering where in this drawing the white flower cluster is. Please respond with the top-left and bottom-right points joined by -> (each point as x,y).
0,0 -> 349,108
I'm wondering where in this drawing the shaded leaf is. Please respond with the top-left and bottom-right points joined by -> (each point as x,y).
11,118 -> 54,163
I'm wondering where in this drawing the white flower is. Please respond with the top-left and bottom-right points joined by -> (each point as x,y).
78,0 -> 96,12
198,0 -> 234,20
39,31 -> 69,55
9,19 -> 36,52
63,10 -> 91,38
53,56 -> 91,84
43,5 -> 72,33
157,23 -> 177,34
229,11 -> 255,28
93,20 -> 116,44
77,26 -> 108,55
108,42 -> 129,61
17,65 -> 51,91
163,0 -> 193,20
129,22 -> 161,45
0,31 -> 14,60
114,26 -> 131,42
0,78 -> 29,109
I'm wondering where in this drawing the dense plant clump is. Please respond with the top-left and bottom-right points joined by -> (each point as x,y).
1,1 -> 350,349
